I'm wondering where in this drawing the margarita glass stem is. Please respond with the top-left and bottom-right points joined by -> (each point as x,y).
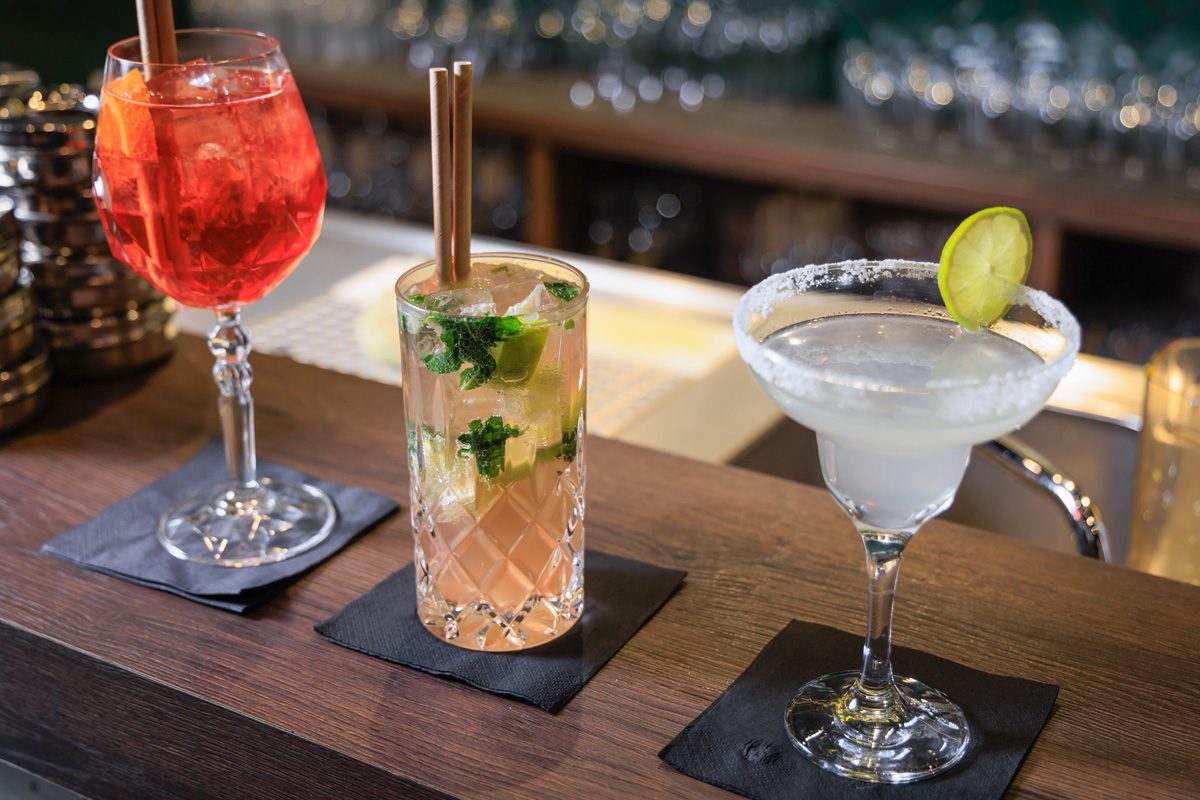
209,307 -> 259,493
851,526 -> 911,712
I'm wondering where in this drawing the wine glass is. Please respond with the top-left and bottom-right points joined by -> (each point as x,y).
93,29 -> 335,567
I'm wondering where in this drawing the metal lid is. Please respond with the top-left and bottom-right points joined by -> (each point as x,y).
0,245 -> 18,296
18,214 -> 106,249
0,338 -> 51,407
0,283 -> 35,333
0,64 -> 40,100
40,297 -> 176,350
32,259 -> 161,319
8,186 -> 98,221
51,321 -> 175,380
0,317 -> 35,369
24,85 -> 97,113
0,195 -> 15,242
0,136 -> 94,190
38,284 -> 162,319
24,252 -> 131,286
0,110 -> 96,150
21,239 -> 111,263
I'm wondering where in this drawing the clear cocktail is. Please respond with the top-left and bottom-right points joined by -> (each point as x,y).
734,259 -> 1079,783
396,253 -> 587,652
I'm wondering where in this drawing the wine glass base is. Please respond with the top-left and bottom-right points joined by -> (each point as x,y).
157,478 -> 336,567
785,670 -> 970,784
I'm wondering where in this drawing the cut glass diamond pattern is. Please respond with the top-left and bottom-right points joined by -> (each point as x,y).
416,460 -> 584,651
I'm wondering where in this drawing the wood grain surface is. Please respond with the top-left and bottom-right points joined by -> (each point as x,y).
1,337 -> 1198,800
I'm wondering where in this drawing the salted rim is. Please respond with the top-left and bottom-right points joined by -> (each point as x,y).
394,252 -> 589,322
732,259 -> 1081,397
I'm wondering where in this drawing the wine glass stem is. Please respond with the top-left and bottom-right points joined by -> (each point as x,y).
854,528 -> 910,703
209,307 -> 258,492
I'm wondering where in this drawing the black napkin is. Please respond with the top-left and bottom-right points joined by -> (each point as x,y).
315,551 -> 685,713
660,620 -> 1058,800
41,440 -> 398,612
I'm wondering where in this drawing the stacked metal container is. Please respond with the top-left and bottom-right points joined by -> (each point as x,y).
0,83 -> 176,381
0,67 -> 51,433
0,195 -> 50,433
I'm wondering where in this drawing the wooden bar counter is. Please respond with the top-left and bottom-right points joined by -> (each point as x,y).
1,337 -> 1197,799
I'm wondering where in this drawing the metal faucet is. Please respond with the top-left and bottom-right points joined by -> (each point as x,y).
981,435 -> 1111,561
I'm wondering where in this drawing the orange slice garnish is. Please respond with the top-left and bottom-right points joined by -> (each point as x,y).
97,68 -> 157,162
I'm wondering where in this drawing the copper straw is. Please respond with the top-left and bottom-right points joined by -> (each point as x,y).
429,68 -> 453,284
135,0 -> 178,72
132,0 -> 177,275
452,61 -> 473,281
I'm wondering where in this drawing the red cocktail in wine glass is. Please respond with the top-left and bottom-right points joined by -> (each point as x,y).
93,29 -> 335,566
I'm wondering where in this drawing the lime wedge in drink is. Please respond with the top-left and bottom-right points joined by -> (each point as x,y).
491,323 -> 549,385
512,358 -> 584,466
938,207 -> 1032,332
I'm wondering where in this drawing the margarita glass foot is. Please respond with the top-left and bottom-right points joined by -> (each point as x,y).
785,671 -> 970,783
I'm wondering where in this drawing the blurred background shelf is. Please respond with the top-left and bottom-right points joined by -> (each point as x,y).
7,0 -> 1200,364
295,60 -> 1200,281
297,58 -> 1200,363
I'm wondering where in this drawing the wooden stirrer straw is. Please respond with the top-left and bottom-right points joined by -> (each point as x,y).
135,0 -> 178,74
132,0 -> 177,277
452,62 -> 473,281
429,68 -> 454,284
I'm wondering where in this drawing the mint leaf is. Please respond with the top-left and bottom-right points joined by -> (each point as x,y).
406,422 -> 418,459
457,416 -> 522,479
561,429 -> 577,462
401,295 -> 427,333
422,348 -> 462,374
564,318 -> 575,330
421,313 -> 523,388
544,282 -> 580,302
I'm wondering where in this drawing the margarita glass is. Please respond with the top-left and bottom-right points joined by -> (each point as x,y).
733,259 -> 1079,783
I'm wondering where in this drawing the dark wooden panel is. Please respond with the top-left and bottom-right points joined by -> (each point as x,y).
0,336 -> 1197,799
0,622 -> 451,800
524,141 -> 559,248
